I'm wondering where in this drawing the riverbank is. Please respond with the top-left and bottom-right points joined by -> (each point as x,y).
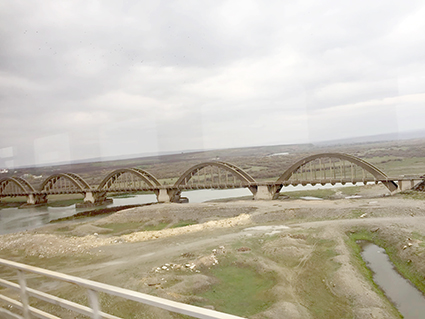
1,196 -> 424,318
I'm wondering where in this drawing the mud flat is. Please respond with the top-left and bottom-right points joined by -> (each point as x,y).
1,195 -> 425,318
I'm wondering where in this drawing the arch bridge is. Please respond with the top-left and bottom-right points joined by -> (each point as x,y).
0,153 -> 422,205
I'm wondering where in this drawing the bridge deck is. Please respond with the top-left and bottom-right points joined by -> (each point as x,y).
0,176 -> 420,197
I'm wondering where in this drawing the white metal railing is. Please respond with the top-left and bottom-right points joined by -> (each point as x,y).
0,258 -> 244,319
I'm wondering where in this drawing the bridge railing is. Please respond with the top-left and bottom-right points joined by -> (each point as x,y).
0,258 -> 244,319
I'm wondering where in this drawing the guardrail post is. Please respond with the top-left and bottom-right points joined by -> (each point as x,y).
17,270 -> 30,319
87,289 -> 101,319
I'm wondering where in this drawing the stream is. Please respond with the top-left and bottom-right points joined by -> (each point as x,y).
360,241 -> 425,319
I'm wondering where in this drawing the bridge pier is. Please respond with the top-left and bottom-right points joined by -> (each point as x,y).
156,189 -> 181,203
396,179 -> 423,192
75,191 -> 110,208
250,185 -> 282,200
26,194 -> 47,205
83,191 -> 107,204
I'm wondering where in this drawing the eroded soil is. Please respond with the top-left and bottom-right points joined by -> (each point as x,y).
1,194 -> 425,318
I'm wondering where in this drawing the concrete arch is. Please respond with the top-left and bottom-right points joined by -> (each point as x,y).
97,168 -> 161,190
174,161 -> 256,187
0,177 -> 36,195
40,173 -> 91,193
276,152 -> 397,191
65,173 -> 92,189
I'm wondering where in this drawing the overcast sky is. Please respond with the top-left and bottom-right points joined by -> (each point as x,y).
1,0 -> 425,168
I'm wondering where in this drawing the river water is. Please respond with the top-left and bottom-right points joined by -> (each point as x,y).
0,182 -> 363,235
0,188 -> 252,235
360,241 -> 425,319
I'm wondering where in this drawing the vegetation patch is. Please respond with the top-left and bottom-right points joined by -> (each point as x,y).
99,222 -> 146,234
281,186 -> 363,200
197,259 -> 276,317
367,157 -> 425,176
293,237 -> 353,318
398,190 -> 425,200
142,221 -> 170,231
280,188 -> 335,199
55,225 -> 75,232
171,220 -> 198,228
339,186 -> 361,196
350,209 -> 366,218
49,204 -> 146,223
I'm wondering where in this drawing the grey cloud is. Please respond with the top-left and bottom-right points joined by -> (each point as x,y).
1,0 -> 425,166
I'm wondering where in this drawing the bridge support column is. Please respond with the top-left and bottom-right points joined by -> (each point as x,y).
84,191 -> 107,204
76,192 -> 109,208
396,179 -> 423,192
250,185 -> 282,200
84,192 -> 95,203
156,189 -> 181,203
26,194 -> 47,205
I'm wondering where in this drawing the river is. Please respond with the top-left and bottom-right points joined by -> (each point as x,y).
360,242 -> 425,319
0,182 -> 363,235
0,188 -> 251,235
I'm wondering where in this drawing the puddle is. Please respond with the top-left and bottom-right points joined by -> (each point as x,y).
359,241 -> 425,319
299,196 -> 323,201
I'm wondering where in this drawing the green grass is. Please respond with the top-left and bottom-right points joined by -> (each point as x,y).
1,194 -> 84,208
350,209 -> 366,218
142,222 -> 170,231
339,186 -> 362,196
198,260 -> 276,317
367,157 -> 425,176
281,185 -> 365,200
0,249 -> 105,272
281,188 -> 335,199
0,196 -> 27,203
170,220 -> 198,228
293,237 -> 355,318
398,190 -> 425,200
100,222 -> 146,234
49,205 -> 141,223
411,231 -> 425,247
100,221 -> 171,233
55,225 -> 75,232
